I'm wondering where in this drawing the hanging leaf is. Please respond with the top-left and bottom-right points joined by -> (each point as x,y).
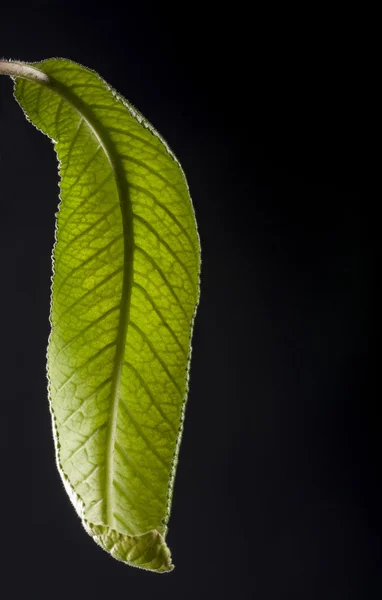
0,58 -> 200,572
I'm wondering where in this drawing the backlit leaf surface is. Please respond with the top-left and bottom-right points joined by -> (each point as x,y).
12,59 -> 200,572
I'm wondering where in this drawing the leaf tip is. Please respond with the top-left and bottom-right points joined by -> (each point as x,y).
83,521 -> 174,573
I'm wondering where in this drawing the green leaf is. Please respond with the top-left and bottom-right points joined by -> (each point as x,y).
6,58 -> 200,572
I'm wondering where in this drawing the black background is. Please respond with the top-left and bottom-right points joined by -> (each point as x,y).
0,3 -> 379,598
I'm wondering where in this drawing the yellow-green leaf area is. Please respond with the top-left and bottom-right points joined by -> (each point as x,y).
13,58 -> 200,572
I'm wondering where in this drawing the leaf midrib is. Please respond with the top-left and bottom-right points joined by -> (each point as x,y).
40,71 -> 134,529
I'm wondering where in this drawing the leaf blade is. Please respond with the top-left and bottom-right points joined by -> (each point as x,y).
14,58 -> 200,572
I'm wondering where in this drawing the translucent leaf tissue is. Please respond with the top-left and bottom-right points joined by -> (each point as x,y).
0,58 -> 200,572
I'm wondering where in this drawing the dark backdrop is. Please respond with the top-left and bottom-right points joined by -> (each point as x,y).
0,3 -> 379,598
